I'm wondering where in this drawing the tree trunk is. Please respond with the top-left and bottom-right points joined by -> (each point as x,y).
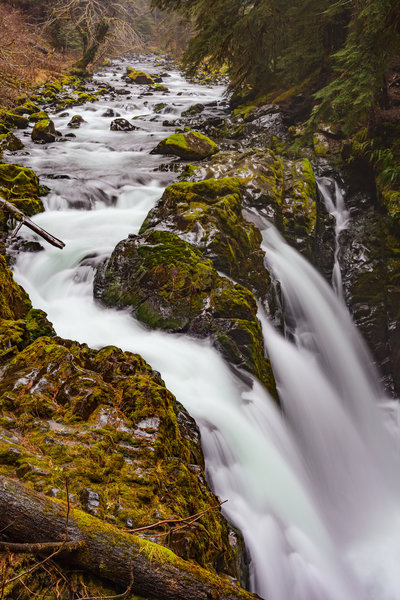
0,476 -> 260,600
72,21 -> 110,72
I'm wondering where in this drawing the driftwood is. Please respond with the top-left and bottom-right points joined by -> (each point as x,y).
0,196 -> 65,249
0,476 -> 260,600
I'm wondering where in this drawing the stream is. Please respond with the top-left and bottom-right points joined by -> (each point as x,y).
5,55 -> 400,600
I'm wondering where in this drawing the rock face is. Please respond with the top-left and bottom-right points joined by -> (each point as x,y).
151,130 -> 219,160
339,187 -> 400,395
94,229 -> 275,392
31,118 -> 57,143
140,177 -> 269,297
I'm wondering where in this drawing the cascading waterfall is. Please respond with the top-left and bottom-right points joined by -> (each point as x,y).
316,177 -> 349,296
7,56 -> 400,600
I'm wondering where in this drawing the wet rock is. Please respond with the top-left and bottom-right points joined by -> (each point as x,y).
110,118 -> 138,131
31,118 -> 57,144
140,177 -> 269,297
80,488 -> 101,515
67,115 -> 86,129
126,68 -> 154,85
151,130 -> 219,160
102,108 -> 119,117
339,188 -> 400,394
94,229 -> 275,392
0,132 -> 24,153
182,103 -> 205,117
189,148 -> 317,255
1,111 -> 29,129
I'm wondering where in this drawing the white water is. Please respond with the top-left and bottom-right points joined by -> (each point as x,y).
7,56 -> 400,600
316,177 -> 349,297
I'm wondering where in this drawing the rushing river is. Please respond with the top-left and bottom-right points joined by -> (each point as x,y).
6,56 -> 400,600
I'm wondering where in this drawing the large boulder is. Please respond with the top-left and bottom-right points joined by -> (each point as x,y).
0,333 -> 245,578
140,177 -> 269,297
31,118 -> 57,143
126,68 -> 154,85
95,229 -> 275,392
151,130 -> 219,161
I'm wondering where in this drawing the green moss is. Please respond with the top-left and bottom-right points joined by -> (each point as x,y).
29,111 -> 50,123
0,163 -> 40,198
0,132 -> 24,152
0,111 -> 29,129
127,69 -> 154,85
152,130 -> 219,161
140,177 -> 268,297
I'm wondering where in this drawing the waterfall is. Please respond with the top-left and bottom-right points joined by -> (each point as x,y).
7,56 -> 400,600
316,177 -> 349,297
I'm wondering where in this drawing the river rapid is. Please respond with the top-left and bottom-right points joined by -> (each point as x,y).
5,55 -> 400,600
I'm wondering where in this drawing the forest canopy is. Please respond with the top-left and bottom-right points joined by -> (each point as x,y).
152,0 -> 400,133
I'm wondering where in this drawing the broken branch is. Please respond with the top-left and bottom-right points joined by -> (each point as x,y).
0,196 -> 65,249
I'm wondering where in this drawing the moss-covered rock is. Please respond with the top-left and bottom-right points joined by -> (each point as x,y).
0,111 -> 29,129
151,130 -> 219,161
0,255 -> 31,321
140,178 -> 269,297
0,132 -> 24,153
31,118 -> 57,143
67,114 -> 86,129
126,68 -> 154,85
94,229 -> 275,392
0,334 -> 245,579
29,111 -> 50,123
190,147 -> 317,254
0,163 -> 44,228
12,101 -> 40,116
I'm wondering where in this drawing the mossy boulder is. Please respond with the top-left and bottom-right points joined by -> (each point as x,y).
0,111 -> 29,129
67,114 -> 86,129
29,111 -> 50,123
190,147 -> 317,254
140,178 -> 269,297
12,101 -> 40,116
0,163 -> 43,226
0,334 -> 245,579
31,118 -> 57,143
126,68 -> 154,85
151,130 -> 219,161
0,132 -> 24,153
94,230 -> 275,391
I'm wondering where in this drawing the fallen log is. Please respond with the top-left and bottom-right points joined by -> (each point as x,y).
0,476 -> 260,600
0,196 -> 65,249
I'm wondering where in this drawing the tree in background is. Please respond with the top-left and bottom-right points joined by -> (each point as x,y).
151,0 -> 349,97
46,0 -> 143,71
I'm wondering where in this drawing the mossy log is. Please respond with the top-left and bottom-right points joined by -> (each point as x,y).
0,195 -> 65,249
0,476 -> 260,600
